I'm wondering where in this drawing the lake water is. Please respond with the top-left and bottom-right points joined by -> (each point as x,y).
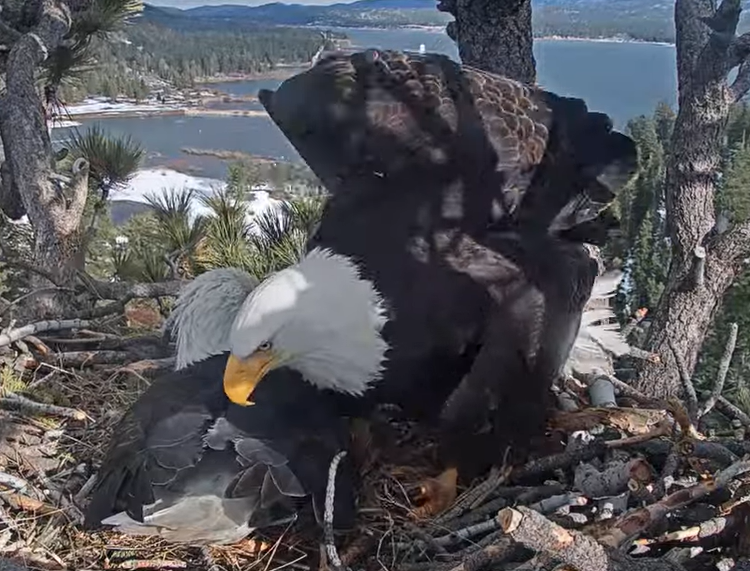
58,27 -> 678,181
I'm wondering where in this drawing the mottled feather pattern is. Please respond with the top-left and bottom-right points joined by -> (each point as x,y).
261,49 -> 636,240
269,50 -> 553,180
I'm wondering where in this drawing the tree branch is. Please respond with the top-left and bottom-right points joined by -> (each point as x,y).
690,245 -> 706,287
668,336 -> 699,422
597,460 -> 750,548
728,31 -> 750,67
711,217 -> 750,263
730,60 -> 750,102
699,322 -> 738,418
84,279 -> 184,302
0,318 -> 91,348
498,506 -> 686,571
716,395 -> 750,427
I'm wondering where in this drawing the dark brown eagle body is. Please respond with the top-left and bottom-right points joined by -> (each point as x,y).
259,50 -> 637,480
84,355 -> 356,542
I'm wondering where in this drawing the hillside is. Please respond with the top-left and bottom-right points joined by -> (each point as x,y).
147,0 -> 750,43
60,8 -> 334,101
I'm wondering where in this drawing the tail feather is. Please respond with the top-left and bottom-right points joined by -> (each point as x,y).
590,270 -> 623,301
565,272 -> 632,377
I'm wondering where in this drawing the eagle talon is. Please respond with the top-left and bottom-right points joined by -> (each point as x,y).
409,467 -> 458,519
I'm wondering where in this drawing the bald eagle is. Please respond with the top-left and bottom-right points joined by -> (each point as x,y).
83,273 -> 359,543
187,50 -> 638,518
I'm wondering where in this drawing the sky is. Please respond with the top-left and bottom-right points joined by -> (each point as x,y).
153,0 -> 355,6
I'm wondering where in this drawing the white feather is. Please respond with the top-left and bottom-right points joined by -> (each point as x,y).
230,248 -> 389,396
100,497 -> 255,545
565,271 -> 632,377
167,268 -> 258,370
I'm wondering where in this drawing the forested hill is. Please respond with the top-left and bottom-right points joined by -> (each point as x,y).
62,7 -> 334,101
151,0 -> 750,44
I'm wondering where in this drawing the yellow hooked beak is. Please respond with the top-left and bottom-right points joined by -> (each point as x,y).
223,349 -> 278,406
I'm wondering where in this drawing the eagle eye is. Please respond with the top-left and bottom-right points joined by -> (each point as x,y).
258,341 -> 273,352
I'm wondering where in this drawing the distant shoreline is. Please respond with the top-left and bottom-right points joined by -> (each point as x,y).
326,24 -> 675,47
56,33 -> 672,124
536,35 -> 674,47
195,65 -> 308,85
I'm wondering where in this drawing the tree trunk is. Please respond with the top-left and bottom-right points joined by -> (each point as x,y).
635,0 -> 750,397
0,1 -> 90,318
439,0 -> 536,84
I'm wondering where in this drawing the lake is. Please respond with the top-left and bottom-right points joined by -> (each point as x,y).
58,27 -> 678,181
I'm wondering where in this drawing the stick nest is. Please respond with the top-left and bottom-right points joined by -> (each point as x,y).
1,319 -> 750,571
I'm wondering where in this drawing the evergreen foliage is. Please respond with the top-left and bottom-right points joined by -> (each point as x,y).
59,18 -> 327,101
610,102 -> 673,317
614,100 -> 750,413
101,161 -> 327,285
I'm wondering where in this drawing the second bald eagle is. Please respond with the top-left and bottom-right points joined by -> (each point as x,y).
180,50 -> 638,518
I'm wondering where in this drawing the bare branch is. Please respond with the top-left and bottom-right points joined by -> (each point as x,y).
703,0 -> 742,41
699,322 -> 738,418
730,60 -> 750,102
597,460 -> 750,548
716,395 -> 750,427
0,471 -> 28,491
499,506 -> 605,571
668,336 -> 699,422
690,245 -> 706,287
498,506 -> 686,571
0,391 -> 87,420
0,318 -> 91,348
728,31 -> 750,67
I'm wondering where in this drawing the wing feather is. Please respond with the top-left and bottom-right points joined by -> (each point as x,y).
261,49 -> 636,242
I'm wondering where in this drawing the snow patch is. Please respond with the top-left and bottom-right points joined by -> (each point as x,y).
50,119 -> 82,129
114,168 -> 223,205
64,97 -> 183,117
114,167 -> 284,232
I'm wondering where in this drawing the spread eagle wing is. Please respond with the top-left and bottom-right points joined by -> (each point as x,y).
258,49 -> 637,239
84,355 -> 356,544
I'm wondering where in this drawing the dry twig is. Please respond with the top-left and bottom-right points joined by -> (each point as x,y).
596,460 -> 750,548
498,507 -> 685,571
699,323 -> 738,419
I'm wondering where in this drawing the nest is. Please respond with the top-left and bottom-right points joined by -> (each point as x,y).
1,320 -> 750,571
